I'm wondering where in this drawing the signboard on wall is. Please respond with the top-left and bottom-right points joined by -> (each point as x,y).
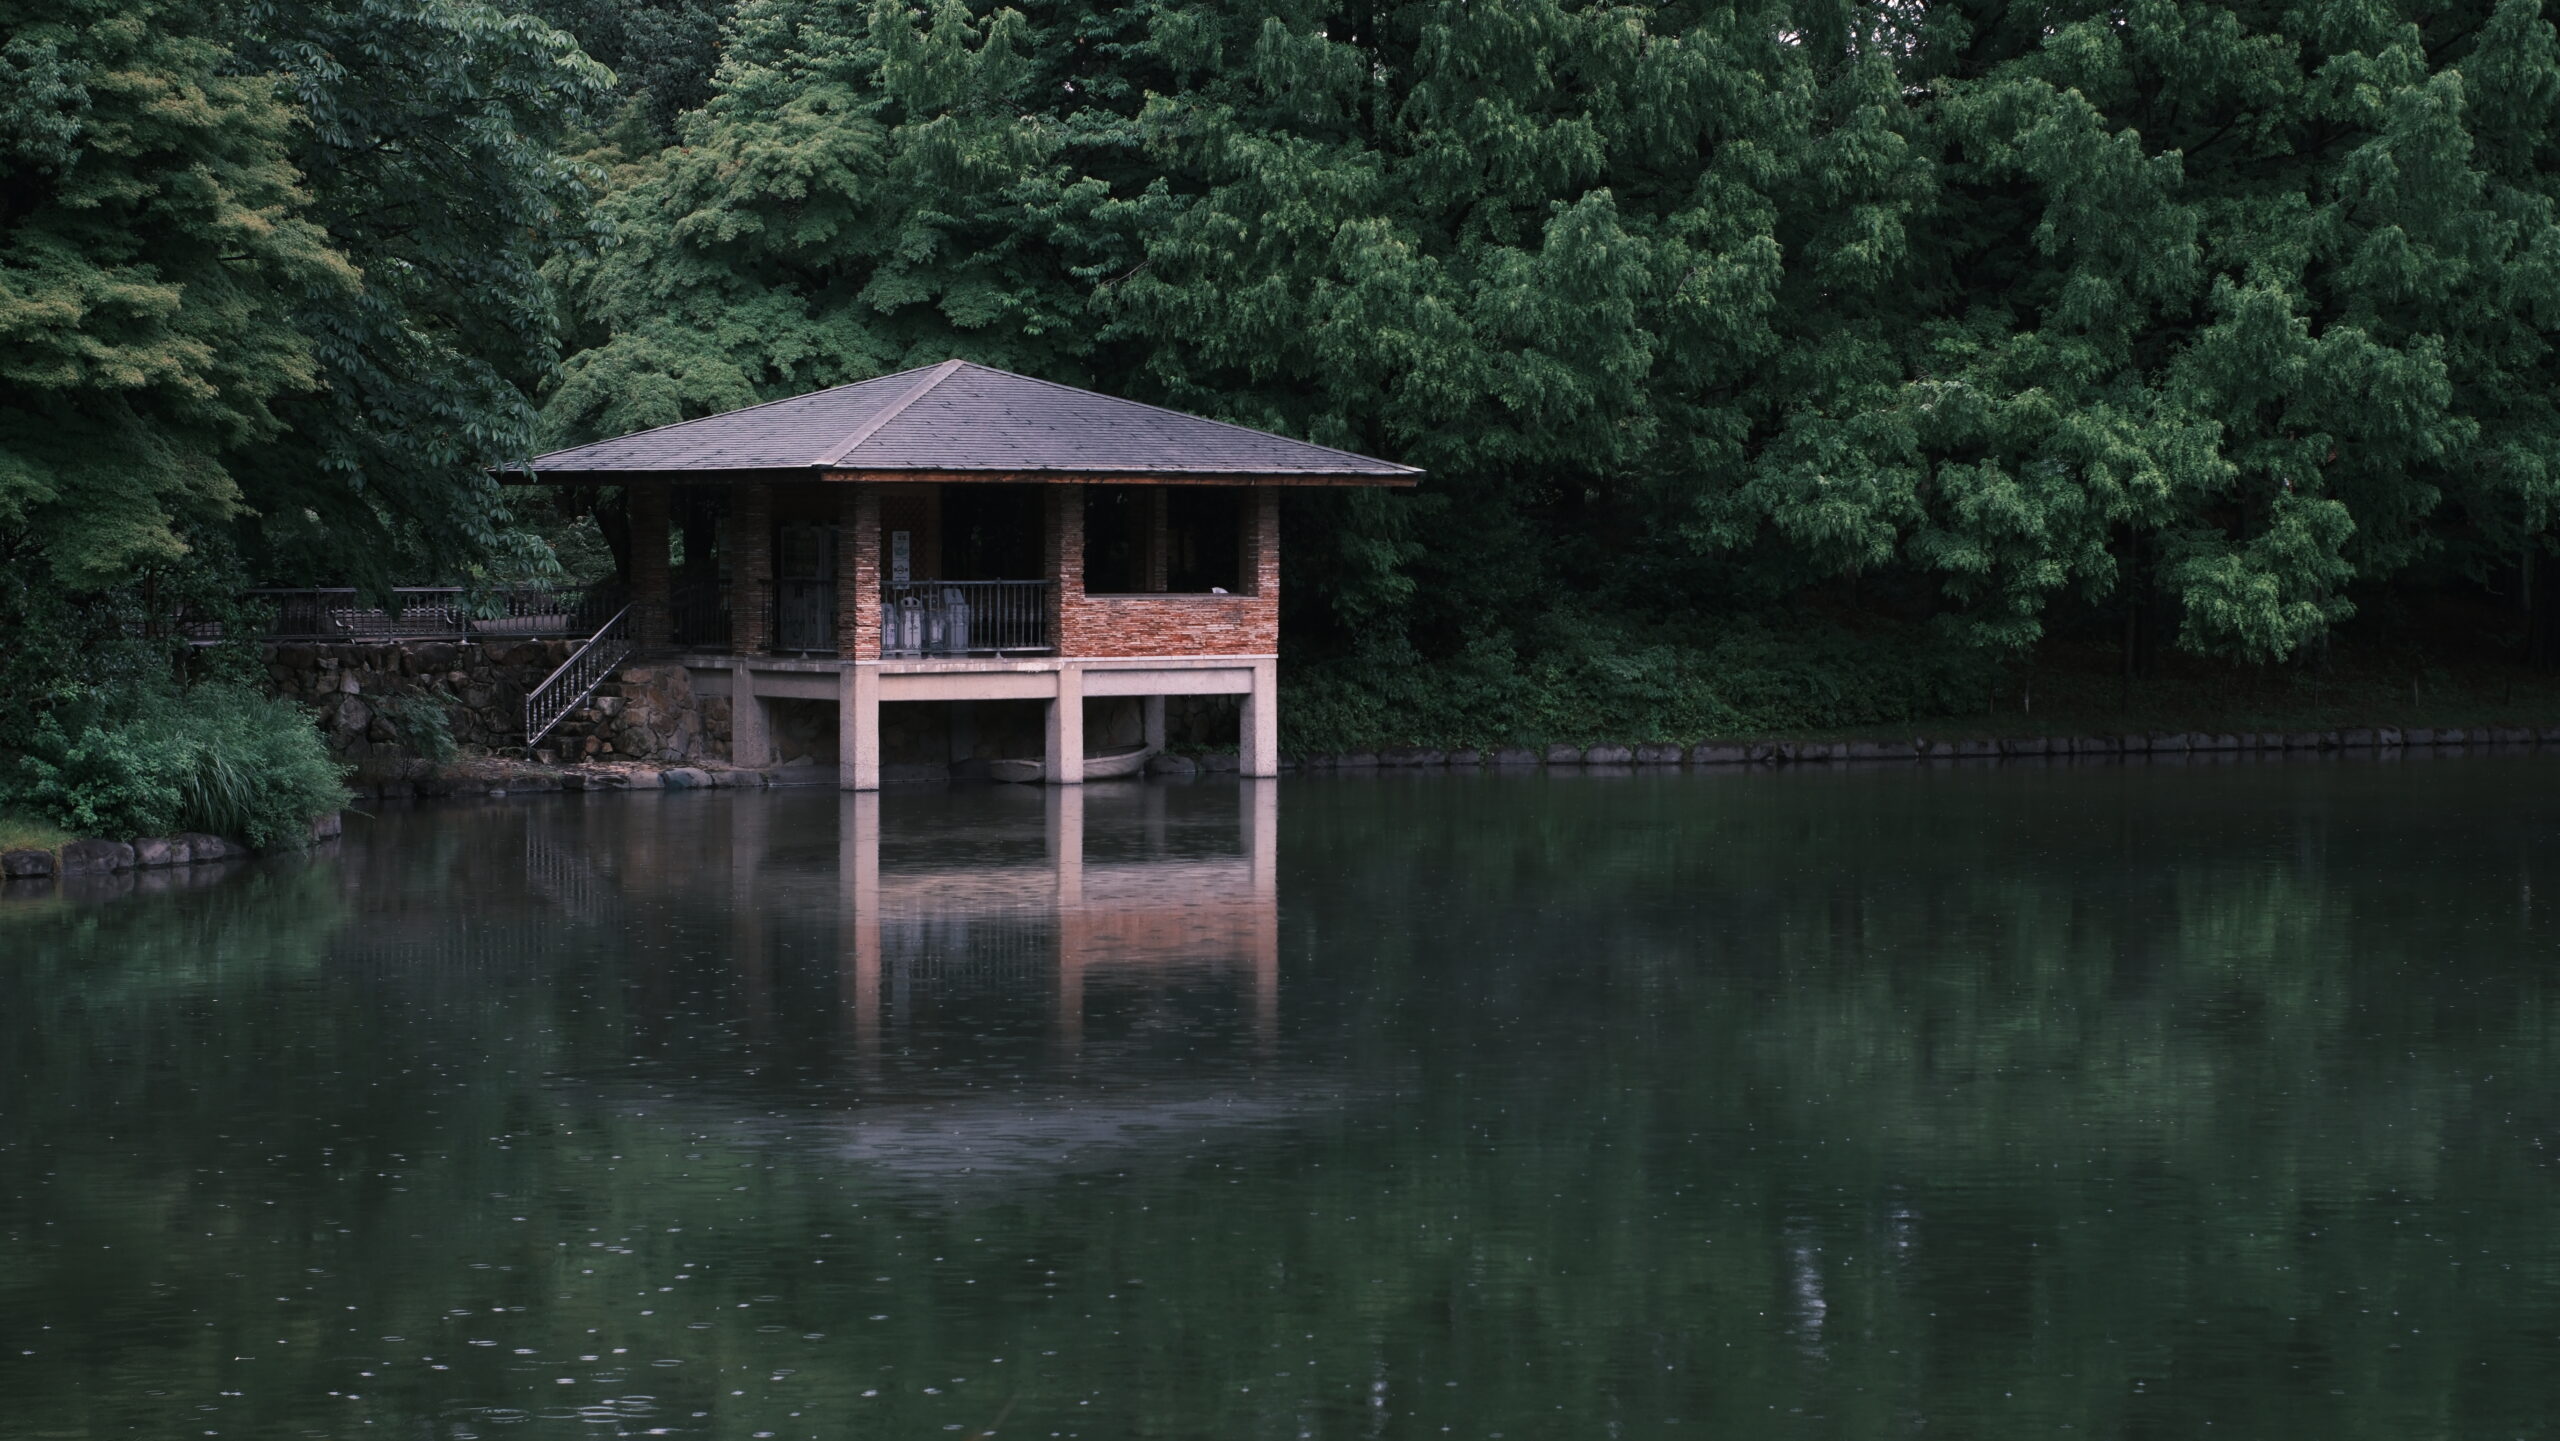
891,530 -> 911,585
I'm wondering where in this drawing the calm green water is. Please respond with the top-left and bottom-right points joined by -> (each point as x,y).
6,760 -> 2560,1439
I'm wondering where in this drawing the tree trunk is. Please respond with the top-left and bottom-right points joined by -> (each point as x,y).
594,487 -> 632,587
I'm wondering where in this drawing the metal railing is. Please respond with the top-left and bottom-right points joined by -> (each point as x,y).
523,605 -> 632,751
884,580 -> 1050,656
767,579 -> 838,654
241,584 -> 626,642
670,578 -> 731,650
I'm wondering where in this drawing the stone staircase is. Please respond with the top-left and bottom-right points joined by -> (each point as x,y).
526,663 -> 713,765
531,675 -> 633,762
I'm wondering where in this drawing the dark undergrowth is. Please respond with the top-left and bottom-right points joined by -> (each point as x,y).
1279,599 -> 2560,754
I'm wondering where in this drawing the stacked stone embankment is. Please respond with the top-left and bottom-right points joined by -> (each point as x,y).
263,644 -> 722,767
1,815 -> 343,901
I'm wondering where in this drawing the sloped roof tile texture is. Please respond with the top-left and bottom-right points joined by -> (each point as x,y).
526,361 -> 1419,480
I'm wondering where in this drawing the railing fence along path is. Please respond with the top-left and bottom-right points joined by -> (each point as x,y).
232,584 -> 627,643
523,605 -> 633,751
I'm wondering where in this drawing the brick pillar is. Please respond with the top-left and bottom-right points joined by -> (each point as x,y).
1248,486 -> 1279,600
841,487 -> 880,660
1146,487 -> 1169,592
1045,485 -> 1084,656
728,482 -> 773,653
629,483 -> 672,648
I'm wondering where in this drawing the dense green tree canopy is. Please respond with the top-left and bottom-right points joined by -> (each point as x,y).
13,0 -> 2560,752
0,0 -> 350,586
548,0 -> 2560,672
3,0 -> 609,592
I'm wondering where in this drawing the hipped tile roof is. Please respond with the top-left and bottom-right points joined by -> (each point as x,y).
522,360 -> 1420,480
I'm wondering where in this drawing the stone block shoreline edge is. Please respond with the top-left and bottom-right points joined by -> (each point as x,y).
13,724 -> 2550,902
1284,725 -> 2560,771
1,813 -> 344,903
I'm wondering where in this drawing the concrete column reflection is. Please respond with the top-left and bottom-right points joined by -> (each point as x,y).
1246,778 -> 1279,1049
1050,785 -> 1087,1054
839,791 -> 881,1079
730,794 -> 772,1040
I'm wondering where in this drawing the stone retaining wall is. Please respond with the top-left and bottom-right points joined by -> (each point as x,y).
264,644 -> 715,767
265,640 -> 568,759
1289,725 -> 2560,769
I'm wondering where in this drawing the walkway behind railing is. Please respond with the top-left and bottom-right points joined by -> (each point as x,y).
523,605 -> 632,751
232,584 -> 627,643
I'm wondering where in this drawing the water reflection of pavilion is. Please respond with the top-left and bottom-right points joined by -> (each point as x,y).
831,781 -> 1279,1059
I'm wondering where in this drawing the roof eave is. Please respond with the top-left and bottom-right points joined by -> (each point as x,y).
504,465 -> 1423,487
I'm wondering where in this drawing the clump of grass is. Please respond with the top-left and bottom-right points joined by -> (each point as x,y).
0,811 -> 74,854
2,684 -> 348,849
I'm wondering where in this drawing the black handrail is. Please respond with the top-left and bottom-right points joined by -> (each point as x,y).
884,580 -> 1051,656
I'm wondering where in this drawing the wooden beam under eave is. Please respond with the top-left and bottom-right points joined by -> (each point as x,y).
817,469 -> 1421,488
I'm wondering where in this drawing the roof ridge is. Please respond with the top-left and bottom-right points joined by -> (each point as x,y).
528,362 -> 947,467
888,362 -> 1421,474
818,358 -> 966,467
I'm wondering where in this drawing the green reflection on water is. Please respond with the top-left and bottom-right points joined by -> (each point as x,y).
4,761 -> 2558,1439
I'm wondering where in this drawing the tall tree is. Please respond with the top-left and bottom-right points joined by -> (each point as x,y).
526,0 -> 736,144
543,0 -> 1132,447
237,0 -> 614,583
0,0 -> 351,586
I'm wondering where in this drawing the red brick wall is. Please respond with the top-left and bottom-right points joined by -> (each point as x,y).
841,488 -> 881,660
1053,486 -> 1278,658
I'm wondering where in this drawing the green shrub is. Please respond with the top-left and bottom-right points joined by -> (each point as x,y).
3,685 -> 349,849
379,687 -> 459,765
5,716 -> 188,841
1280,620 -> 2006,753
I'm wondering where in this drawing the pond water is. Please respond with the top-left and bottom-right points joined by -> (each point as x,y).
6,760 -> 2560,1438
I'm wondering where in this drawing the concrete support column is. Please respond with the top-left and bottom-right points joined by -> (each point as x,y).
1046,663 -> 1085,785
840,487 -> 881,660
1142,695 -> 1166,751
629,484 -> 672,649
729,483 -> 774,653
841,664 -> 881,791
730,665 -> 772,768
1241,656 -> 1280,777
